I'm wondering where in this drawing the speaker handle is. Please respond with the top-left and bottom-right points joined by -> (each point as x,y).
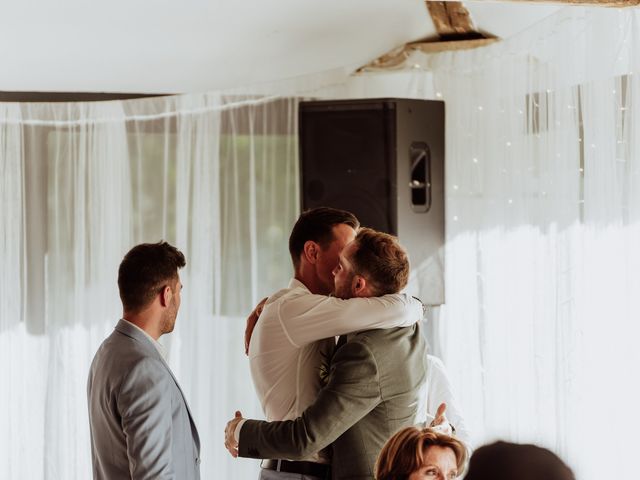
409,142 -> 431,213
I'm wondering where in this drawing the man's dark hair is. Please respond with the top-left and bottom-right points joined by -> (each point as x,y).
288,207 -> 359,268
118,241 -> 186,313
350,227 -> 409,296
465,441 -> 575,480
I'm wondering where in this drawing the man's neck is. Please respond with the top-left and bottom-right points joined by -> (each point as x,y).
123,312 -> 162,340
294,271 -> 327,295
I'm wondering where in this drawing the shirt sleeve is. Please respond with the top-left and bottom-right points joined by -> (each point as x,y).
278,292 -> 423,347
234,419 -> 248,443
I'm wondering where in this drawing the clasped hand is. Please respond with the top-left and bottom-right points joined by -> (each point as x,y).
224,411 -> 244,458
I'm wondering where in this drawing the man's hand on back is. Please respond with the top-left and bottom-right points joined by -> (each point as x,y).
244,297 -> 268,355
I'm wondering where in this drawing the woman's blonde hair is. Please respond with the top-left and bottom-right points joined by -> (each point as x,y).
375,427 -> 467,480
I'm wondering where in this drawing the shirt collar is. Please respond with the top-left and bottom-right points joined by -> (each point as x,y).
288,277 -> 338,299
122,318 -> 167,359
288,277 -> 310,292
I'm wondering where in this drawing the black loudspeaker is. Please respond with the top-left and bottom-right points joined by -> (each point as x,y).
299,98 -> 445,305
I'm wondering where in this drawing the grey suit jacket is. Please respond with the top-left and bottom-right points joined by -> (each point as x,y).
87,319 -> 201,480
239,324 -> 428,480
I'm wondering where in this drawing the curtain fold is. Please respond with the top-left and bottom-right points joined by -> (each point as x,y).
0,103 -> 23,332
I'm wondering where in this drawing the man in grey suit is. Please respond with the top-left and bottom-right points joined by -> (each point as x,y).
87,241 -> 201,480
225,228 -> 427,480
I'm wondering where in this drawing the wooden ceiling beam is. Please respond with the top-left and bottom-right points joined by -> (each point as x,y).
410,37 -> 499,54
427,1 -> 486,40
359,0 -> 639,73
357,1 -> 492,72
356,37 -> 498,72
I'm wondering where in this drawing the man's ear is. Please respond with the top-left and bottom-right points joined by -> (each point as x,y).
352,274 -> 367,297
302,241 -> 320,265
160,285 -> 172,307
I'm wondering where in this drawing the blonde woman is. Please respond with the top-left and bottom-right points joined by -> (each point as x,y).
376,427 -> 467,480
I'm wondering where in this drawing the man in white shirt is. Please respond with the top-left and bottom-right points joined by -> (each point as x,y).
232,208 -> 424,479
226,226 -> 427,480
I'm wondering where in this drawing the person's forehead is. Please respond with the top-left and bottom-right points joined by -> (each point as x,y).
423,446 -> 457,466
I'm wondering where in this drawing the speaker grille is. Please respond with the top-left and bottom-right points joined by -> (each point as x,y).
300,101 -> 396,233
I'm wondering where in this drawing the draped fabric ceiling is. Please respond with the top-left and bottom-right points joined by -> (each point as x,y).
0,0 -> 561,93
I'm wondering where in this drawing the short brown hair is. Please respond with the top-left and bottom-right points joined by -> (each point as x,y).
376,427 -> 467,480
118,241 -> 186,313
288,207 -> 359,268
350,227 -> 409,295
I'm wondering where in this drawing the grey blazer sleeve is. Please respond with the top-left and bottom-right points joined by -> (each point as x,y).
239,340 -> 381,459
119,357 -> 175,479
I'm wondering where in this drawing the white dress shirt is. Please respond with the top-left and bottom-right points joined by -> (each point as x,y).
240,278 -> 423,462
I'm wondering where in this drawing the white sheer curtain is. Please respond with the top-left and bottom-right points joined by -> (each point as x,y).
0,86 -> 316,478
340,7 -> 640,479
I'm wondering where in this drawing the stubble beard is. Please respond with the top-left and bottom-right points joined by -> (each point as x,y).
160,299 -> 178,334
333,273 -> 355,300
